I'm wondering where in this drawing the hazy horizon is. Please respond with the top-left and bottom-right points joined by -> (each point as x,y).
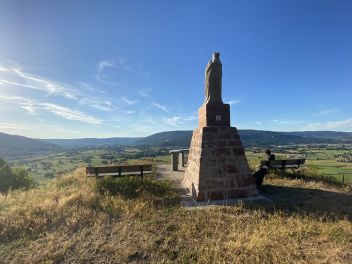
1,128 -> 351,140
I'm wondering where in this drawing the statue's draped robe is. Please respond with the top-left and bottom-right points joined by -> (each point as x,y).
204,57 -> 223,104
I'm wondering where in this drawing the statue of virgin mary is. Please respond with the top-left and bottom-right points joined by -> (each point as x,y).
204,52 -> 223,104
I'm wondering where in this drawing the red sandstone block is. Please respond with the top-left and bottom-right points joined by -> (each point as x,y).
227,141 -> 236,146
228,190 -> 240,198
214,147 -> 230,155
219,127 -> 230,132
234,140 -> 244,146
204,127 -> 218,132
227,165 -> 238,174
236,177 -> 245,186
233,147 -> 245,156
229,179 -> 237,188
217,141 -> 227,147
238,189 -> 254,198
209,191 -> 224,200
232,134 -> 240,139
219,134 -> 231,139
244,175 -> 256,185
204,134 -> 214,141
196,192 -> 205,201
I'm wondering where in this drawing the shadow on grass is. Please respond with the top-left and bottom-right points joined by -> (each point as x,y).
256,184 -> 352,221
95,176 -> 180,207
270,168 -> 345,187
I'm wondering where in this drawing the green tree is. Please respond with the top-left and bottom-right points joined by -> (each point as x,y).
0,159 -> 36,197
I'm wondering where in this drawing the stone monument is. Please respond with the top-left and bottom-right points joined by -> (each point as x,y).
182,52 -> 258,201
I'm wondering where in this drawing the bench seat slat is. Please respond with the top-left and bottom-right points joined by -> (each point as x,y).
86,164 -> 153,176
269,164 -> 300,168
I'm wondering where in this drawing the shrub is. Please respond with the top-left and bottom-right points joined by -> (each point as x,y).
0,159 -> 36,197
44,172 -> 55,179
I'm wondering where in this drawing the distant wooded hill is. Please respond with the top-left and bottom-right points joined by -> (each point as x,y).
0,132 -> 61,159
0,130 -> 351,159
133,130 -> 352,147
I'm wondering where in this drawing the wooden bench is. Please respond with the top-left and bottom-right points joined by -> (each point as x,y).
254,159 -> 305,187
86,164 -> 153,180
259,159 -> 306,170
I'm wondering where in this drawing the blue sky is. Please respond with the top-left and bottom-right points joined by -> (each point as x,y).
0,0 -> 351,138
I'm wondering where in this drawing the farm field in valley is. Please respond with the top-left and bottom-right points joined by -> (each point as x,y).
6,144 -> 352,185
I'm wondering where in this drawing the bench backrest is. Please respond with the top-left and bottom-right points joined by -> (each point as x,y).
260,159 -> 305,169
86,164 -> 153,176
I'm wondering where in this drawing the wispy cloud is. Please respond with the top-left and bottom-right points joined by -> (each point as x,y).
254,121 -> 262,125
313,108 -> 338,116
0,121 -> 85,137
269,117 -> 352,132
118,59 -> 133,71
96,59 -> 134,85
0,94 -> 102,125
0,122 -> 32,130
141,117 -> 157,125
164,116 -> 182,126
79,97 -> 114,111
97,60 -> 115,73
227,99 -> 241,105
138,89 -> 151,97
96,59 -> 150,86
0,66 -> 78,99
301,118 -> 352,131
154,103 -> 168,113
40,103 -> 102,124
271,119 -> 305,126
122,96 -> 139,105
79,82 -> 107,95
164,114 -> 196,127
0,94 -> 36,115
183,115 -> 196,121
96,60 -> 120,85
80,82 -> 94,91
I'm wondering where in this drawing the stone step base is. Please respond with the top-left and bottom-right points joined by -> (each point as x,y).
183,126 -> 257,201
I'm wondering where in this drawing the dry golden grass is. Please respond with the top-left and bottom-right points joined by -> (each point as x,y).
0,168 -> 351,264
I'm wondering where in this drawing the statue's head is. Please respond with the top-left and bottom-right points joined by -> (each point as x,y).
212,52 -> 221,62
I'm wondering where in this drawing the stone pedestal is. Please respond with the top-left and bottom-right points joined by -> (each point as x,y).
198,103 -> 230,128
183,104 -> 257,201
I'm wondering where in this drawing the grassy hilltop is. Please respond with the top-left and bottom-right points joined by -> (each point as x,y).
1,168 -> 351,263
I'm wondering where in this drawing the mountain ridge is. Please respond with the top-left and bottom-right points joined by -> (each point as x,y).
133,129 -> 352,147
1,130 -> 351,158
41,130 -> 352,148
